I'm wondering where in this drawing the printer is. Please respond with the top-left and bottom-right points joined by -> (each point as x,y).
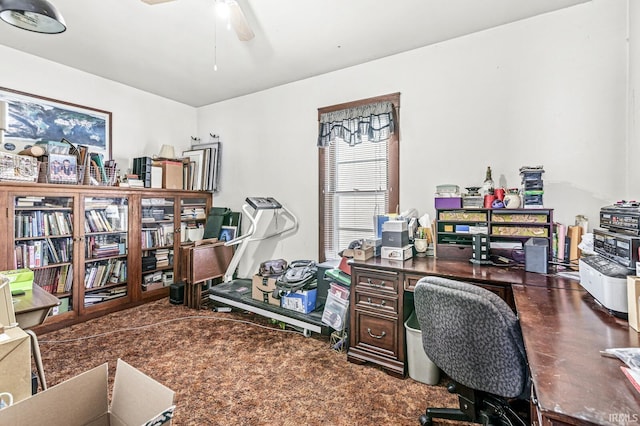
579,255 -> 629,317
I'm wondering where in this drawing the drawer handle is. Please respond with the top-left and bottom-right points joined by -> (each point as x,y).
367,278 -> 386,288
367,328 -> 386,339
366,297 -> 386,308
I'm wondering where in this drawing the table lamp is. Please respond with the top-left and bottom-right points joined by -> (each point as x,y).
158,144 -> 176,159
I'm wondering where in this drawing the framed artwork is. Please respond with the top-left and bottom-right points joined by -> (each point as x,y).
219,225 -> 237,242
0,87 -> 112,160
48,153 -> 77,183
182,149 -> 204,191
191,140 -> 221,192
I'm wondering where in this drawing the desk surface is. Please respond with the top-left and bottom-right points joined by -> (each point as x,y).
351,256 -> 577,288
352,256 -> 640,425
13,285 -> 60,329
514,283 -> 640,425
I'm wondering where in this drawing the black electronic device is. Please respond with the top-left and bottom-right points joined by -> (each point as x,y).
169,282 -> 185,305
600,202 -> 640,235
246,197 -> 282,210
593,228 -> 640,270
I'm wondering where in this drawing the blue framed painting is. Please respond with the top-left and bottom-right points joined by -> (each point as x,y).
0,87 -> 111,160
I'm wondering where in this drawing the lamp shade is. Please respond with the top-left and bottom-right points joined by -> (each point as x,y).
0,0 -> 66,34
158,144 -> 176,159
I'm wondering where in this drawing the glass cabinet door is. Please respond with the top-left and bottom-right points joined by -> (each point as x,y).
13,195 -> 74,316
141,197 -> 175,294
82,196 -> 129,308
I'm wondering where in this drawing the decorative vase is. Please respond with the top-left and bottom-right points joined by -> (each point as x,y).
503,190 -> 521,209
414,238 -> 429,257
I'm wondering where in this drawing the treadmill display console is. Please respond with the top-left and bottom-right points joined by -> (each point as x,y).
246,197 -> 282,210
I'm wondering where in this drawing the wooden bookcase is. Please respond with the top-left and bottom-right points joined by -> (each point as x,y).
0,182 -> 212,333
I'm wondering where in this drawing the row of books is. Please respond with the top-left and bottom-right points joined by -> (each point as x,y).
34,264 -> 73,294
155,248 -> 172,268
552,223 -> 583,266
142,198 -> 174,207
84,285 -> 127,306
15,211 -> 73,238
15,196 -> 72,208
142,208 -> 169,222
84,209 -> 121,233
84,258 -> 127,289
85,235 -> 127,259
181,207 -> 206,220
84,197 -> 126,210
141,224 -> 174,248
15,238 -> 73,268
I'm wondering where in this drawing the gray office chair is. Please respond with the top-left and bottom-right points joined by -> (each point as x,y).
414,276 -> 529,426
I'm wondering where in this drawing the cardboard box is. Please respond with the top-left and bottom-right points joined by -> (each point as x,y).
381,220 -> 407,233
628,276 -> 640,332
251,274 -> 280,306
382,231 -> 409,248
0,326 -> 31,404
353,246 -> 374,261
161,161 -> 183,190
0,269 -> 34,293
1,358 -> 175,426
281,288 -> 317,314
142,281 -> 165,292
381,244 -> 413,261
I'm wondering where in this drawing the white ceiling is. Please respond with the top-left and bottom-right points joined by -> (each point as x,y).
0,0 -> 590,107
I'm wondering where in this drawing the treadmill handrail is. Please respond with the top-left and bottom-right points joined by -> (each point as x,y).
224,203 -> 298,247
223,203 -> 298,282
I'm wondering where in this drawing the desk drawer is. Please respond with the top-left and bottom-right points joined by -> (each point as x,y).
353,309 -> 399,358
355,290 -> 398,314
353,268 -> 399,295
404,274 -> 425,292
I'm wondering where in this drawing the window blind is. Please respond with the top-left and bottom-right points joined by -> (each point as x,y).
323,133 -> 389,260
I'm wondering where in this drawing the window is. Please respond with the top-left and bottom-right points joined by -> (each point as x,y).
318,93 -> 400,262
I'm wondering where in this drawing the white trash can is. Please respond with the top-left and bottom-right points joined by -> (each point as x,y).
404,310 -> 440,385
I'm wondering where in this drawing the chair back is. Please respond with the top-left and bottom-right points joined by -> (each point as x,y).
414,276 -> 528,398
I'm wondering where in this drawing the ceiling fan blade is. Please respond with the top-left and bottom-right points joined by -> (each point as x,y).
228,0 -> 255,41
141,0 -> 176,5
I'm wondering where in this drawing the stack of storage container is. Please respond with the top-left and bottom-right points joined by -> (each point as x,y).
520,166 -> 545,208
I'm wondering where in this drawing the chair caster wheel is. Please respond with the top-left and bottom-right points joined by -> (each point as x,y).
419,414 -> 433,426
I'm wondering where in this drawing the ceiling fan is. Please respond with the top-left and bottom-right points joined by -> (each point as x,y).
141,0 -> 255,41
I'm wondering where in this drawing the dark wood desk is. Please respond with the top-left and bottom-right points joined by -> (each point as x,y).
513,283 -> 640,425
347,256 -> 640,425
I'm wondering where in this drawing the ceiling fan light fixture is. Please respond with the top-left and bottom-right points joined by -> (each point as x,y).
0,0 -> 66,34
216,0 -> 230,20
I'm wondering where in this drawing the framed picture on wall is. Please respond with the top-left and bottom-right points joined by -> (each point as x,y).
0,87 -> 112,160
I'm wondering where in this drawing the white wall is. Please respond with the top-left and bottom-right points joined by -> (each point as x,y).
198,0 -> 627,276
0,1 -> 628,278
0,45 -> 197,171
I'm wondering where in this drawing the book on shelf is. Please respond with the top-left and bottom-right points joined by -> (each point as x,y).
85,258 -> 127,289
15,196 -> 44,207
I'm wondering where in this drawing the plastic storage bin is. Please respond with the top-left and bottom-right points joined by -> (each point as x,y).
404,310 -> 440,385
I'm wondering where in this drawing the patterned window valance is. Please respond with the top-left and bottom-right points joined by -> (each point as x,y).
317,101 -> 395,147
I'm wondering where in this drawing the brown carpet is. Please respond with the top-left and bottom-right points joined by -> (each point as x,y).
36,299 -> 467,425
